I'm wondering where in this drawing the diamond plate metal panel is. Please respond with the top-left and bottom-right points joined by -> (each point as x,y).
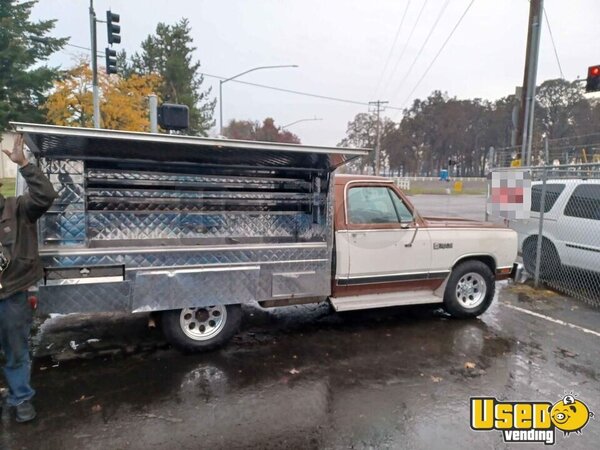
41,245 -> 330,304
131,267 -> 259,311
88,189 -> 320,201
50,183 -> 85,211
46,174 -> 85,185
42,245 -> 329,270
21,125 -> 368,172
87,212 -> 324,241
40,159 -> 84,175
39,158 -> 87,245
38,281 -> 131,314
40,212 -> 86,244
257,260 -> 330,299
87,170 -> 311,190
271,271 -> 329,298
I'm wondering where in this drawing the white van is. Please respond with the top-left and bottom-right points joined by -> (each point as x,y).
511,179 -> 600,276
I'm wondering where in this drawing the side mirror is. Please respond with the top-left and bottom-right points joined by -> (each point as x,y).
400,216 -> 414,229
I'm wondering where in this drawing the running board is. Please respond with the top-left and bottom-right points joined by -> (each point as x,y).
330,290 -> 443,312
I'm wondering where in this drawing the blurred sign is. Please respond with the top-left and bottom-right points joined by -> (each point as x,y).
488,170 -> 531,219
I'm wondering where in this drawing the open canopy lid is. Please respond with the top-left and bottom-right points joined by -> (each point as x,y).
12,123 -> 371,173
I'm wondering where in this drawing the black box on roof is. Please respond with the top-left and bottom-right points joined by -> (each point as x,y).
158,103 -> 189,130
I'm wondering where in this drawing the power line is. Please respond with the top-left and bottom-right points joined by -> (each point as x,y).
59,44 -> 408,112
543,7 -> 564,79
369,100 -> 389,176
66,43 -> 93,51
381,0 -> 429,99
199,71 -> 405,111
371,0 -> 412,99
62,42 -> 104,57
396,0 -> 476,117
388,0 -> 450,104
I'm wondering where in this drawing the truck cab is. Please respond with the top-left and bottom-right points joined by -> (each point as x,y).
331,175 -> 517,315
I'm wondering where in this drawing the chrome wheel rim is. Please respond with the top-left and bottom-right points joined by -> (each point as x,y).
180,306 -> 227,341
455,272 -> 487,308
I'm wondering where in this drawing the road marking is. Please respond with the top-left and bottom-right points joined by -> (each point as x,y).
501,302 -> 600,338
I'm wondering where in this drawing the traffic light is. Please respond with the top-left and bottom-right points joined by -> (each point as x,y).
105,48 -> 117,74
586,65 -> 600,93
106,11 -> 121,45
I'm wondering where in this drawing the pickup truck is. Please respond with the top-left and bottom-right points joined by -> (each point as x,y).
14,123 -> 518,353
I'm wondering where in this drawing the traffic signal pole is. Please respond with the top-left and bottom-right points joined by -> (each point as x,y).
89,0 -> 100,128
517,0 -> 543,166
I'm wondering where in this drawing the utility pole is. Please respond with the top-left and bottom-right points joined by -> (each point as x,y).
369,100 -> 388,176
517,0 -> 543,166
89,0 -> 100,128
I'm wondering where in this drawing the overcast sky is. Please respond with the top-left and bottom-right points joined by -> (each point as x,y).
31,0 -> 600,146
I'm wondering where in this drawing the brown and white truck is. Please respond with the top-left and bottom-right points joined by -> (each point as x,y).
14,123 -> 518,352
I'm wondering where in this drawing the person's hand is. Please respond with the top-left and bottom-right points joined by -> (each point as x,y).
2,134 -> 29,168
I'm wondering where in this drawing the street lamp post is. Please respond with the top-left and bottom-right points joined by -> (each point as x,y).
281,117 -> 323,129
219,65 -> 298,135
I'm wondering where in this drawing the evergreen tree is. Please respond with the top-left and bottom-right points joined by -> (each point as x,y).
0,0 -> 67,130
131,19 -> 215,135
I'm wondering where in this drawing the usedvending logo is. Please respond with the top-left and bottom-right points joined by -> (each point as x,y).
470,394 -> 594,445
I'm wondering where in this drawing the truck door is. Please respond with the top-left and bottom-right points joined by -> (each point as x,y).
335,183 -> 432,294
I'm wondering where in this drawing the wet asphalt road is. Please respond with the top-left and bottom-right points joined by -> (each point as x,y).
1,283 -> 599,450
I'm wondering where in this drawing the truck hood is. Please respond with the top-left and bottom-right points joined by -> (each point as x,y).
422,216 -> 508,229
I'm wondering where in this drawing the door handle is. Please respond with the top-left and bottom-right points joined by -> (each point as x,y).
405,223 -> 420,247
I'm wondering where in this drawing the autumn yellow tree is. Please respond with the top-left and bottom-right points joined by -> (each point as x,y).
45,61 -> 162,131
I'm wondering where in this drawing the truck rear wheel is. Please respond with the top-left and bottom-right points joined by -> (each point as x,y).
443,261 -> 495,318
161,304 -> 242,353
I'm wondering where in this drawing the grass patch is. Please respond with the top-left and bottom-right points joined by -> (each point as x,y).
0,178 -> 16,197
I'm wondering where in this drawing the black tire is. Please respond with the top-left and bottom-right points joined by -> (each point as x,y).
161,304 -> 242,353
443,260 -> 495,319
522,236 -> 560,279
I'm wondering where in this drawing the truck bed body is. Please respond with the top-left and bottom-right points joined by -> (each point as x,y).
14,123 -> 369,314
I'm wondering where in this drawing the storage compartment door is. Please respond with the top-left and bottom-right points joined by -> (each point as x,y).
132,266 -> 260,312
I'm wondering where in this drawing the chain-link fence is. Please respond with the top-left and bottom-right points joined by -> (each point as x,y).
489,163 -> 600,307
492,133 -> 600,168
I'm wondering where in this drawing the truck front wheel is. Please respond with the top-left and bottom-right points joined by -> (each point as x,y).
443,261 -> 495,318
161,304 -> 242,353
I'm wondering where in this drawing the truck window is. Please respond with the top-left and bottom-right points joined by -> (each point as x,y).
388,189 -> 414,222
531,183 -> 565,212
564,184 -> 600,220
347,186 -> 412,224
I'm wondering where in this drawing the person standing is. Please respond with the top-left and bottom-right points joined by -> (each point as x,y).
0,134 -> 56,423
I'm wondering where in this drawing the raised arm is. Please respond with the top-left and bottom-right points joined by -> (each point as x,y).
2,134 -> 57,222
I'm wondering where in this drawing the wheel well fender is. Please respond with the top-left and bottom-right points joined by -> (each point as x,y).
452,254 -> 496,275
523,234 -> 554,247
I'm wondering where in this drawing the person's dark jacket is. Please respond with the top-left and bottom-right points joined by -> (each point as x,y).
0,163 -> 57,299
